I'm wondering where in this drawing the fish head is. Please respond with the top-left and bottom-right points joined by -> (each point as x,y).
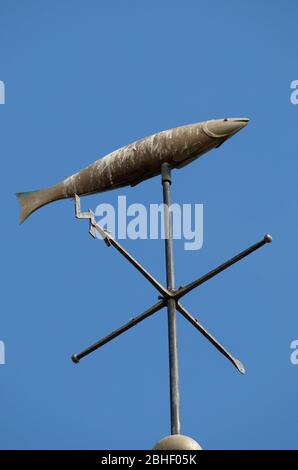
202,117 -> 249,140
172,117 -> 249,167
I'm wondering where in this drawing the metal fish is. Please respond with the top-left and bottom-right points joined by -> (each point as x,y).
17,117 -> 249,223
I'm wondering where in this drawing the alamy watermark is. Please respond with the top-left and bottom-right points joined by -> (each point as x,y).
0,80 -> 5,104
290,80 -> 298,104
93,196 -> 203,251
290,340 -> 298,365
0,340 -> 5,364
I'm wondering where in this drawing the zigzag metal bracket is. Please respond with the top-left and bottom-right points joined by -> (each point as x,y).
75,194 -> 111,246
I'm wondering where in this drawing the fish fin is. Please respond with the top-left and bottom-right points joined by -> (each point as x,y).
16,185 -> 63,224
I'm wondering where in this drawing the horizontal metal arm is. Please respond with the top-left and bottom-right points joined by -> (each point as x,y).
72,300 -> 166,363
176,302 -> 245,374
176,234 -> 272,300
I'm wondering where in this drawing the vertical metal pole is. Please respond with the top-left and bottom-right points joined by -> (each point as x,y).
161,163 -> 180,435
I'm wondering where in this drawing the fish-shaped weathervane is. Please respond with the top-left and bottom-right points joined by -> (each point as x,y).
17,117 -> 249,223
17,115 -> 273,450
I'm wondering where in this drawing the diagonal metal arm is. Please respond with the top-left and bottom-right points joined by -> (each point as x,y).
75,194 -> 171,299
94,224 -> 172,299
72,300 -> 166,363
176,234 -> 272,300
176,302 -> 245,374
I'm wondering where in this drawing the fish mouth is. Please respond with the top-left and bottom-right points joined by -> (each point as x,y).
202,117 -> 250,139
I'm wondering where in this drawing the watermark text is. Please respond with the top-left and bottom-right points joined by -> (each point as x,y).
290,339 -> 298,365
0,80 -> 5,104
0,340 -> 5,364
290,80 -> 298,104
94,196 -> 203,251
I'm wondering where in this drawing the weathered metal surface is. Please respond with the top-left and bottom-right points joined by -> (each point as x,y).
16,117 -> 249,223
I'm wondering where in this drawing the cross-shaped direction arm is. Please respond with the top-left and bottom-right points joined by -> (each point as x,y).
73,195 -> 272,375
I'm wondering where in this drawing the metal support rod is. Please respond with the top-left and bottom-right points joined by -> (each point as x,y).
72,300 -> 166,363
176,302 -> 245,374
176,234 -> 273,300
161,163 -> 180,435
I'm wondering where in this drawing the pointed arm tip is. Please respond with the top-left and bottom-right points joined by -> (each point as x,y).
234,358 -> 246,374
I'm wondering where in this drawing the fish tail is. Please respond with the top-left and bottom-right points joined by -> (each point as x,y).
16,184 -> 65,224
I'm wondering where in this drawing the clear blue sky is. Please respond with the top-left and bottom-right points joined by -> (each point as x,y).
0,0 -> 297,450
